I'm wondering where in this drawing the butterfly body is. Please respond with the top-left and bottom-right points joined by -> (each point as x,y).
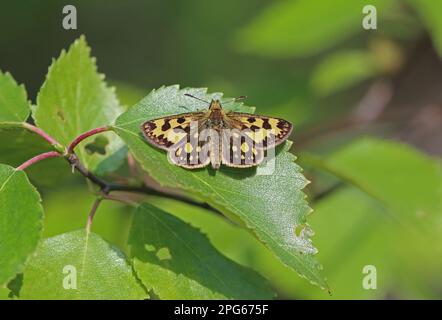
141,98 -> 293,170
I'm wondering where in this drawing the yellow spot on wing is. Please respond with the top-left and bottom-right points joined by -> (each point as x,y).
185,143 -> 193,153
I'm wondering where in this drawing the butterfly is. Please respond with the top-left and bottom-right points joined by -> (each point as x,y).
140,94 -> 293,169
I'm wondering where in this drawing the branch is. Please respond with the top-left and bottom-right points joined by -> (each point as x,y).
67,153 -> 109,191
67,152 -> 218,212
106,183 -> 219,212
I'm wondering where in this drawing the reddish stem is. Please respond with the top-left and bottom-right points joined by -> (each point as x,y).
68,126 -> 111,154
16,151 -> 61,171
22,123 -> 61,147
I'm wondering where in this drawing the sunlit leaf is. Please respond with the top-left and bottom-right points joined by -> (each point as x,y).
0,71 -> 30,123
129,203 -> 274,299
0,164 -> 43,286
20,230 -> 147,300
0,287 -> 11,300
114,85 -> 327,289
33,36 -> 126,175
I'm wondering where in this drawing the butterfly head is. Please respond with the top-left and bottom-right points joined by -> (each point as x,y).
209,99 -> 223,111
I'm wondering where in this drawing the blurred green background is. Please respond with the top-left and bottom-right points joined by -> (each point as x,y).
1,0 -> 441,299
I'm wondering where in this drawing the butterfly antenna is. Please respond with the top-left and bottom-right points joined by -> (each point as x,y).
184,93 -> 209,104
222,95 -> 247,104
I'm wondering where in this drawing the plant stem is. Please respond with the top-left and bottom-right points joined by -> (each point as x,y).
67,153 -> 109,190
66,152 -> 219,214
68,126 -> 111,154
16,151 -> 61,171
107,183 -> 218,212
21,122 -> 62,149
86,197 -> 103,233
16,123 -> 221,217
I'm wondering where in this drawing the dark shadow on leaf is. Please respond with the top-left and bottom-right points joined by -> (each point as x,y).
85,136 -> 109,155
129,204 -> 273,299
219,143 -> 287,179
219,165 -> 256,179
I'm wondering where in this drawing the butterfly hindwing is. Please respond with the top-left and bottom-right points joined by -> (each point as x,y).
226,113 -> 293,149
221,129 -> 265,167
168,133 -> 211,169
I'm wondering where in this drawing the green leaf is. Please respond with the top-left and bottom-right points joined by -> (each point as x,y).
236,0 -> 389,58
296,138 -> 442,298
129,203 -> 274,299
297,185 -> 442,299
303,138 -> 442,222
310,51 -> 377,96
0,164 -> 43,286
114,85 -> 327,289
296,187 -> 396,299
407,0 -> 442,57
33,36 -> 126,175
20,230 -> 147,300
0,71 -> 30,123
149,197 -> 327,299
0,288 -> 9,300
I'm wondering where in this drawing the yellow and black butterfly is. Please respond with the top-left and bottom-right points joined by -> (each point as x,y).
140,94 -> 292,169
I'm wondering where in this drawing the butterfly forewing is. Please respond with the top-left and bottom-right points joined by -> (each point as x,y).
141,112 -> 205,150
140,98 -> 293,170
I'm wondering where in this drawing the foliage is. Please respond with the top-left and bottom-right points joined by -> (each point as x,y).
114,85 -> 327,289
1,0 -> 442,299
0,164 -> 43,286
1,37 -> 321,299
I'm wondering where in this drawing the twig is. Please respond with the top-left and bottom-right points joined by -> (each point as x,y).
16,122 -> 223,219
86,197 -> 103,233
67,127 -> 221,214
101,193 -> 138,207
127,153 -> 138,178
16,151 -> 61,171
299,152 -> 415,233
67,126 -> 111,154
21,122 -> 62,148
106,183 -> 219,213
310,182 -> 345,203
67,153 -> 109,191
67,152 -> 219,212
